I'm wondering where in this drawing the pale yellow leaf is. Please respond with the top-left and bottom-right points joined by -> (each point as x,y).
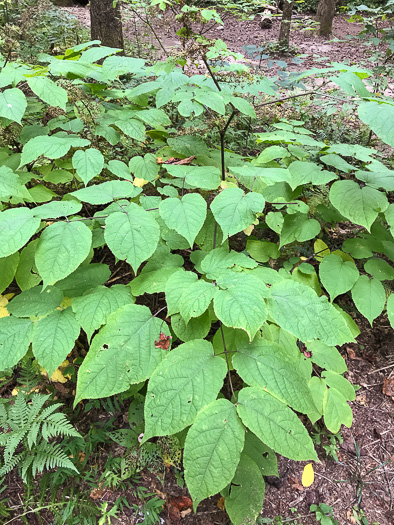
314,239 -> 330,261
302,463 -> 314,487
133,177 -> 148,187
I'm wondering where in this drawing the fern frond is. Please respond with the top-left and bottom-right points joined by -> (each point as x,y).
9,394 -> 29,429
37,403 -> 63,422
4,429 -> 27,463
27,421 -> 40,449
21,454 -> 34,482
27,394 -> 51,424
0,452 -> 24,477
31,442 -> 78,477
41,413 -> 81,441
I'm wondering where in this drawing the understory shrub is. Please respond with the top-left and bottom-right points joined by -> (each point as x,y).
0,28 -> 393,523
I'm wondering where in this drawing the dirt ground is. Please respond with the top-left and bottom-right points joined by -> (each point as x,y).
4,4 -> 393,525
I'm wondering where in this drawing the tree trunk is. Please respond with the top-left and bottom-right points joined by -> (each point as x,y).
90,0 -> 124,50
316,0 -> 336,37
278,0 -> 294,48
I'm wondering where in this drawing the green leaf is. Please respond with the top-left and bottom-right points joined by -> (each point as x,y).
0,208 -> 40,258
32,200 -> 82,219
184,399 -> 245,510
72,148 -> 104,186
322,371 -> 355,401
329,180 -> 388,231
201,247 -> 256,280
0,166 -> 30,202
323,388 -> 353,434
15,240 -> 41,291
107,159 -> 131,180
351,275 -> 385,325
287,161 -> 337,189
358,102 -> 394,148
214,273 -> 268,341
211,188 -> 265,239
32,308 -> 80,376
171,312 -> 211,342
233,339 -> 316,415
159,194 -> 207,248
0,317 -> 33,370
355,169 -> 394,191
70,181 -> 141,204
246,239 -> 279,263
6,285 -> 63,318
129,154 -> 159,182
72,285 -> 135,340
0,253 -> 19,294
35,221 -> 92,287
164,165 -> 221,191
144,339 -> 227,439
279,213 -> 321,248
307,341 -> 347,374
27,77 -> 67,111
115,119 -> 146,142
20,135 -> 90,167
179,280 -> 216,323
364,258 -> 394,281
237,387 -> 318,461
267,280 -> 353,345
224,453 -> 265,525
168,135 -> 209,157
0,88 -> 27,123
55,263 -> 110,297
104,203 -> 160,273
230,96 -> 256,118
242,431 -> 278,477
165,270 -> 198,316
194,90 -> 225,115
130,246 -> 183,296
75,304 -> 170,403
319,254 -> 359,301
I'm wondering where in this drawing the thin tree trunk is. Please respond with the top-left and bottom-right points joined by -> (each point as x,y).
316,0 -> 336,37
278,0 -> 294,48
90,0 -> 124,50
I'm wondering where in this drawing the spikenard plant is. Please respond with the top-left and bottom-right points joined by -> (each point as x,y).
0,39 -> 393,523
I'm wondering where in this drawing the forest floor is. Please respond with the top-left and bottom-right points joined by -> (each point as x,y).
6,5 -> 393,525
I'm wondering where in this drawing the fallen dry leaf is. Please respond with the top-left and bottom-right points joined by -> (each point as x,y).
356,392 -> 368,406
181,508 -> 192,518
217,496 -> 225,511
158,155 -> 196,165
288,475 -> 304,492
346,508 -> 358,525
382,377 -> 394,398
170,496 -> 192,511
346,347 -> 357,359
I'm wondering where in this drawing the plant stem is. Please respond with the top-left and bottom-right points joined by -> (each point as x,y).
220,324 -> 235,401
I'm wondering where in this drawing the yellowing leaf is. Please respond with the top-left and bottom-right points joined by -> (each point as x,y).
302,463 -> 314,487
243,224 -> 254,236
50,368 -> 68,383
4,293 -> 14,300
314,239 -> 330,261
133,177 -> 148,187
59,297 -> 72,309
0,295 -> 10,318
11,387 -> 19,396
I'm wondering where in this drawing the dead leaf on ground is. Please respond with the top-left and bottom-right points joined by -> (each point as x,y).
181,508 -> 192,517
217,496 -> 225,511
346,508 -> 358,525
346,347 -> 357,359
382,377 -> 394,398
157,155 -> 196,165
288,475 -> 304,492
89,486 -> 105,500
170,496 -> 193,511
356,392 -> 368,406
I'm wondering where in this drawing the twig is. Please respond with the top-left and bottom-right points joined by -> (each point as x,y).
366,362 -> 394,375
